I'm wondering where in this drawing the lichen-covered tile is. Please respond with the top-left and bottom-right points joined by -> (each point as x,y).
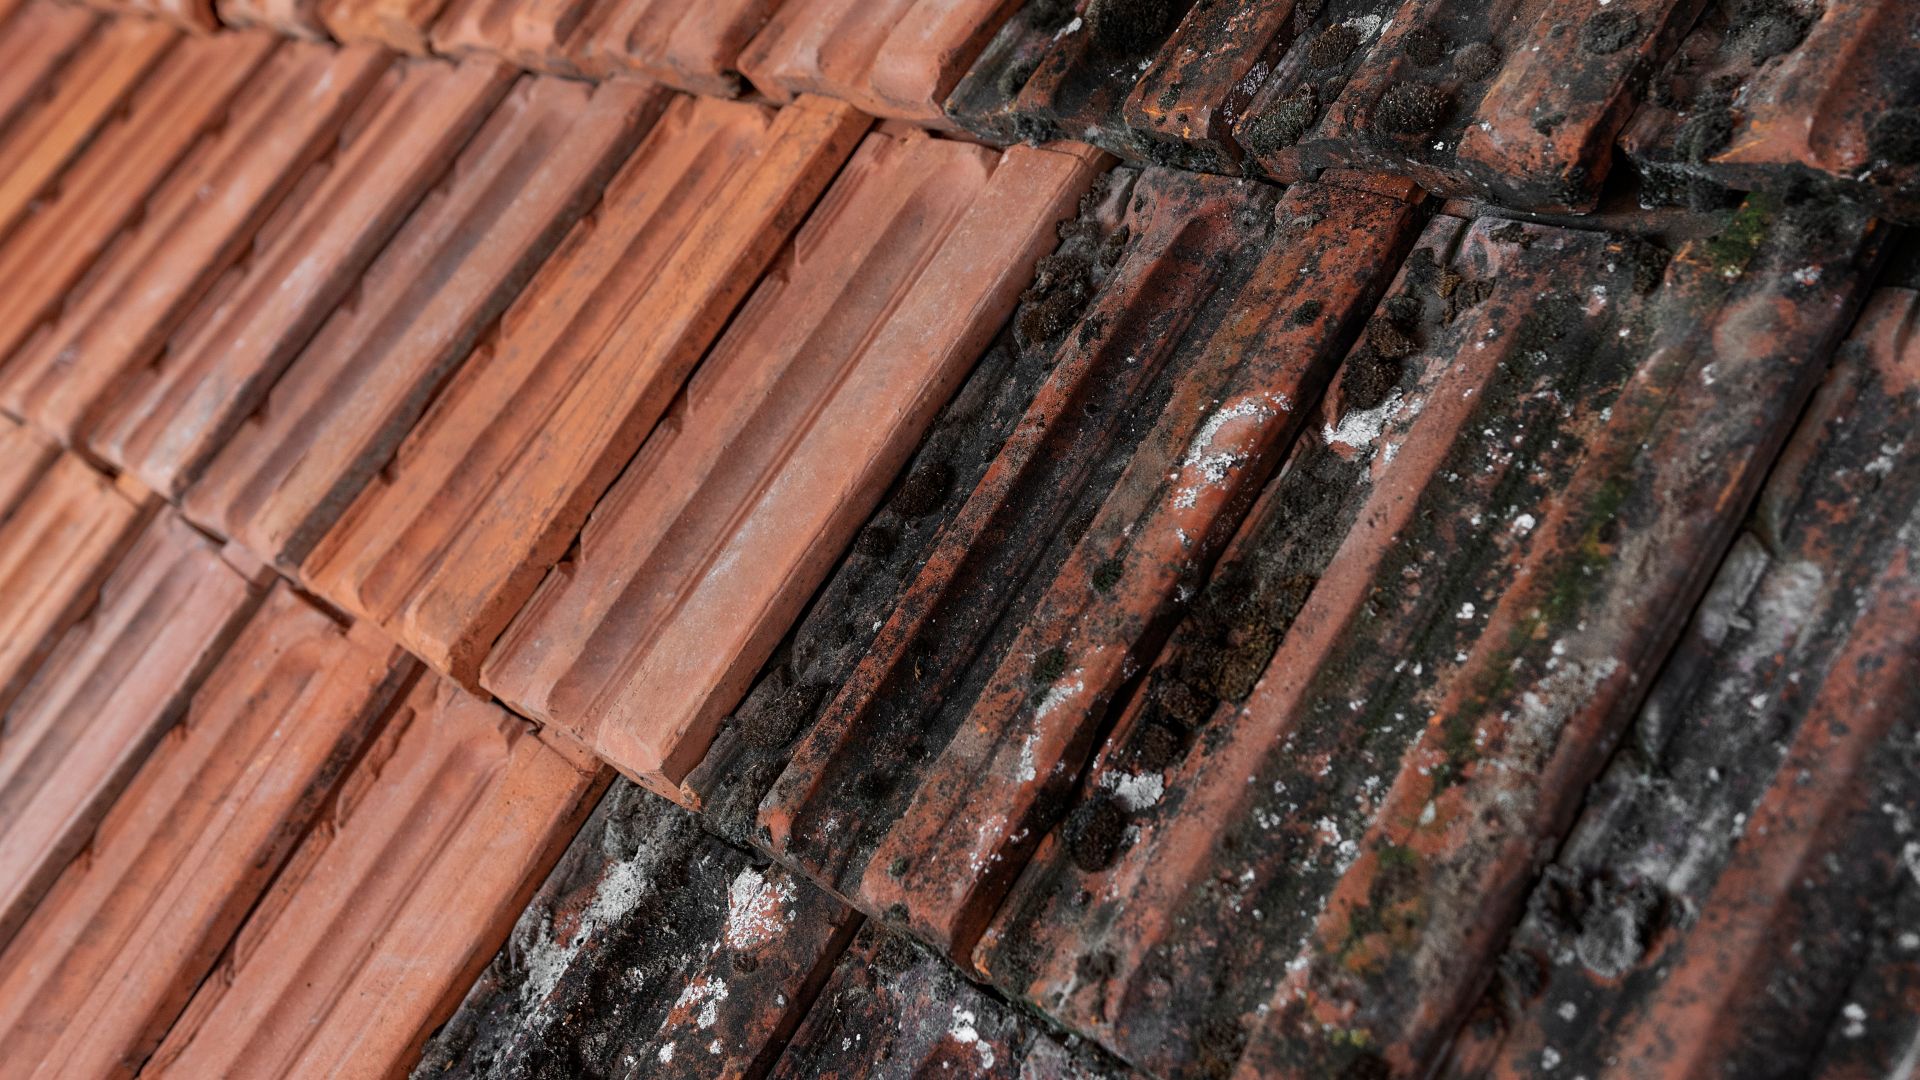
0,40 -> 388,447
679,167 -> 1137,850
1203,200 -> 1883,1078
0,583 -> 412,1080
575,0 -> 783,95
0,455 -> 149,717
1442,286 -> 1920,1080
942,0 -> 1084,144
91,56 -> 513,500
0,510 -> 263,953
0,413 -> 56,522
144,676 -> 607,1080
1621,0 -> 1920,224
0,29 -> 276,379
858,180 -> 1419,958
415,781 -> 856,1078
997,0 -> 1198,155
738,0 -> 1026,124
482,133 -> 1100,795
0,14 -> 174,245
182,75 -> 665,575
302,94 -> 866,689
1120,0 -> 1295,174
769,925 -> 1129,1079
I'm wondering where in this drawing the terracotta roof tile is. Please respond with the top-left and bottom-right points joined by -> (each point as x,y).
0,582 -> 412,1079
427,0 -> 784,91
90,0 -> 220,33
214,0 -> 327,38
0,2 -> 99,136
0,413 -> 57,523
0,509 -> 263,952
0,454 -> 150,716
145,674 -> 605,1079
738,0 -> 1026,124
0,28 -> 276,382
417,779 -> 856,1077
0,39 -> 388,446
301,93 -> 866,688
1623,0 -> 1920,225
182,74 -> 666,574
482,132 -> 1102,795
320,0 -> 441,52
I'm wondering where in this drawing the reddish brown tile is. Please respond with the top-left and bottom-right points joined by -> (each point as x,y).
89,55 -> 514,500
0,583 -> 412,1079
575,0 -> 784,95
941,0 -> 1079,144
739,0 -> 1026,124
90,0 -> 219,33
0,413 -> 57,523
215,0 -> 328,39
321,0 -> 445,52
1444,286 -> 1920,1080
0,454 -> 150,717
302,94 -> 867,688
0,14 -> 174,246
0,510 -> 263,953
1622,0 -> 1920,223
0,3 -> 98,140
0,40 -> 388,447
0,29 -> 276,378
418,781 -> 857,1077
144,675 -> 607,1079
1121,0 -> 1294,174
482,133 -> 1102,796
181,75 -> 666,574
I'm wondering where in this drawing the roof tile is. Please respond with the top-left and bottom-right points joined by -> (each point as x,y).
301,93 -> 866,687
0,39 -> 389,446
427,0 -> 784,91
0,510 -> 262,952
214,0 -> 328,38
482,132 -> 1102,795
88,0 -> 218,33
321,0 -> 442,52
0,2 -> 98,138
0,413 -> 57,523
182,74 -> 666,574
0,583 -> 412,1079
145,674 -> 605,1079
90,55 -> 515,499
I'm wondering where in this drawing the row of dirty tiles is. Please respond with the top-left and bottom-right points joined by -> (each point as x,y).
31,0 -> 1920,223
4,11 -> 1920,1078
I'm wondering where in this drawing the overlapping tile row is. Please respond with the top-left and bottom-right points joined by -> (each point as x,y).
0,583 -> 413,1079
482,130 -> 1103,795
144,674 -> 606,1079
302,93 -> 866,687
0,38 -> 386,446
0,413 -> 57,522
416,780 -> 858,1078
1441,285 -> 1920,1080
85,0 -> 219,33
0,509 -> 263,951
427,0 -> 780,94
181,73 -> 664,575
0,1 -> 98,137
1622,0 -> 1920,224
950,0 -> 1706,212
89,53 -> 515,499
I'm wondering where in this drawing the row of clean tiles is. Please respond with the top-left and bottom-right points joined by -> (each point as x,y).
28,0 -> 1920,223
0,14 -> 1916,1074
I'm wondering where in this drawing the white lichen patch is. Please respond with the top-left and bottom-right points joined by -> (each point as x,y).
724,867 -> 796,951
1100,768 -> 1165,811
948,1007 -> 996,1070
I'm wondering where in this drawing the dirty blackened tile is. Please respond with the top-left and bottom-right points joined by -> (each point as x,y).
0,511 -> 263,954
183,76 -> 666,575
0,29 -> 276,379
942,0 -> 1084,144
738,0 -> 1027,124
1622,0 -> 1920,224
681,167 -> 1137,849
145,675 -> 607,1079
416,781 -> 857,1078
1121,0 -> 1296,174
302,95 -> 866,688
0,583 -> 413,1080
0,41 -> 388,447
0,14 -> 174,245
769,925 -> 1128,1079
575,0 -> 785,95
92,56 -> 514,500
0,455 -> 149,717
483,133 -> 1102,796
0,413 -> 56,522
859,180 -> 1419,958
1443,287 -> 1920,1079
998,0 -> 1200,155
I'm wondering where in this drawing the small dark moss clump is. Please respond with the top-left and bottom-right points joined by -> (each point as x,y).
1341,349 -> 1402,411
1091,557 -> 1125,592
1489,220 -> 1535,248
742,683 -> 812,749
1130,720 -> 1182,770
996,56 -> 1039,101
1727,0 -> 1815,63
1455,41 -> 1501,80
1581,10 -> 1640,54
1241,85 -> 1319,154
1364,316 -> 1416,360
1085,0 -> 1179,55
1306,23 -> 1362,69
1291,298 -> 1324,326
1620,237 -> 1672,294
1031,645 -> 1069,688
1065,796 -> 1128,871
891,460 -> 952,517
855,524 -> 897,559
1676,100 -> 1737,163
1371,82 -> 1450,134
1401,27 -> 1447,66
1026,0 -> 1076,30
1869,107 -> 1920,166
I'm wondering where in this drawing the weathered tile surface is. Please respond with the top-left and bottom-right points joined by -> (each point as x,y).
0,40 -> 387,446
483,133 -> 1101,795
429,0 -> 785,91
417,780 -> 857,1078
322,0 -> 442,52
0,583 -> 413,1079
91,55 -> 512,500
145,675 -> 605,1080
87,0 -> 218,32
0,413 -> 57,523
183,74 -> 664,573
0,510 -> 262,953
303,93 -> 866,688
1442,285 -> 1920,1080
